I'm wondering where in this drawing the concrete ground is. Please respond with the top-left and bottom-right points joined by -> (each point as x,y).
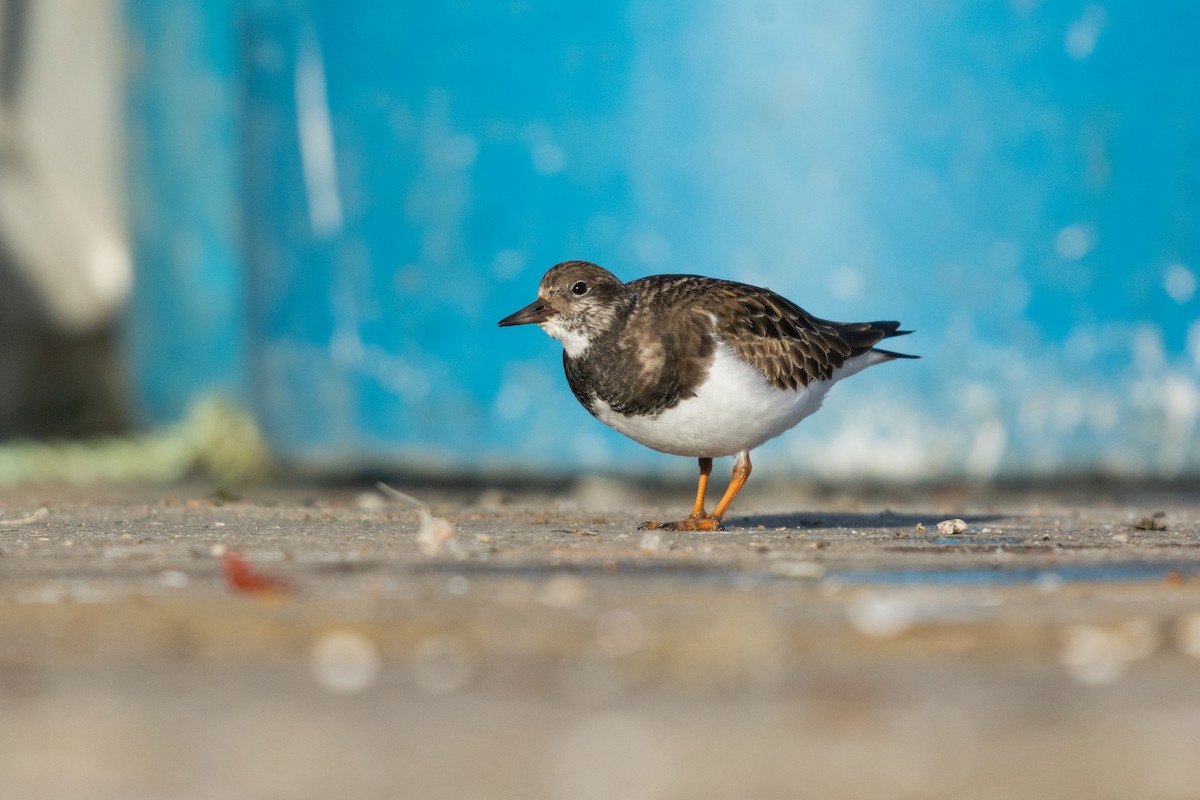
1,477 -> 1199,800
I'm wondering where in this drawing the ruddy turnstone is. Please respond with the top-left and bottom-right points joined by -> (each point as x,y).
499,260 -> 917,531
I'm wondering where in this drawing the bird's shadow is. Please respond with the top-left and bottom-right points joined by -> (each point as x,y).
727,511 -> 1008,531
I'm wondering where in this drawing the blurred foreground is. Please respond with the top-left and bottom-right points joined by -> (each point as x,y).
2,480 -> 1199,799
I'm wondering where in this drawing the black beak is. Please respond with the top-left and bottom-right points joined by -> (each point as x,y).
498,298 -> 552,327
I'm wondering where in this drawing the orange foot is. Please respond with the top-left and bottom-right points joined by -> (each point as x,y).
637,514 -> 724,532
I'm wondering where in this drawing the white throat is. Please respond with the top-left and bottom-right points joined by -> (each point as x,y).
539,317 -> 592,357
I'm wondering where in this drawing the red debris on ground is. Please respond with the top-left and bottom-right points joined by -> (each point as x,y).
219,549 -> 293,597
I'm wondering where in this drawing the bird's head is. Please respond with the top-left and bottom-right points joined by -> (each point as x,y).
498,261 -> 632,356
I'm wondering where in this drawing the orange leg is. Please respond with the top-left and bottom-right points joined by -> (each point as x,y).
709,451 -> 752,521
639,452 -> 751,532
690,457 -> 713,517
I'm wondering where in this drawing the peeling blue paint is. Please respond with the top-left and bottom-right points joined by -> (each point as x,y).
126,1 -> 1200,479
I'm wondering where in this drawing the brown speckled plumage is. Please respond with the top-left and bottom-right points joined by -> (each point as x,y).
522,261 -> 913,418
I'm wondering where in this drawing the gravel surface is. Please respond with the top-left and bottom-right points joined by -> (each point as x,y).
1,479 -> 1199,799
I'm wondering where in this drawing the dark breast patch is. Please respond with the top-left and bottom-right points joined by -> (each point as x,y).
563,297 -> 716,418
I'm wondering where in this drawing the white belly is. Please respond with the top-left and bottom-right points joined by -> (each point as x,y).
592,343 -> 883,458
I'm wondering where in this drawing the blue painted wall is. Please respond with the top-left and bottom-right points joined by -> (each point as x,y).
125,0 -> 248,420
126,1 -> 1200,480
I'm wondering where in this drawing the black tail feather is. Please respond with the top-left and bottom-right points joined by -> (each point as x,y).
869,321 -> 913,339
873,347 -> 920,360
869,322 -> 918,359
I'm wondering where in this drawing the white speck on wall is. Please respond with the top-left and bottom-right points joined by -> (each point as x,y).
531,140 -> 567,175
1131,325 -> 1166,371
440,133 -> 478,168
987,239 -> 1022,272
965,418 -> 1008,480
1164,262 -> 1197,304
359,343 -> 431,401
294,30 -> 344,237
807,402 -> 943,481
1016,394 -> 1050,435
1159,374 -> 1200,475
1054,223 -> 1096,261
490,248 -> 526,280
330,280 -> 365,368
958,382 -> 997,416
1063,324 -> 1100,362
1021,389 -> 1086,437
1064,4 -> 1108,60
394,262 -> 423,294
1003,275 -> 1032,313
1052,393 -> 1086,432
573,430 -> 615,468
1089,397 -> 1119,430
493,379 -> 532,422
1162,374 -> 1200,425
828,265 -> 864,301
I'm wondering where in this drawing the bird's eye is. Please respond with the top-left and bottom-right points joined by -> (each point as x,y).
570,281 -> 589,296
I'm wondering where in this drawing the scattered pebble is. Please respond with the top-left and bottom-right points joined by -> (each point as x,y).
309,630 -> 382,693
847,592 -> 916,639
416,507 -> 460,557
540,573 -> 587,608
159,569 -> 189,589
639,531 -> 665,554
595,610 -> 646,657
1059,621 -> 1158,686
769,560 -> 826,579
914,523 -> 926,533
1111,532 -> 1130,544
1132,513 -> 1167,531
937,519 -> 968,535
476,489 -> 509,509
1035,572 -> 1065,593
410,636 -> 472,694
354,492 -> 387,512
1059,625 -> 1127,685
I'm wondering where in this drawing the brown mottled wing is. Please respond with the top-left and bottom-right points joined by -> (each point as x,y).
631,276 -> 898,391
